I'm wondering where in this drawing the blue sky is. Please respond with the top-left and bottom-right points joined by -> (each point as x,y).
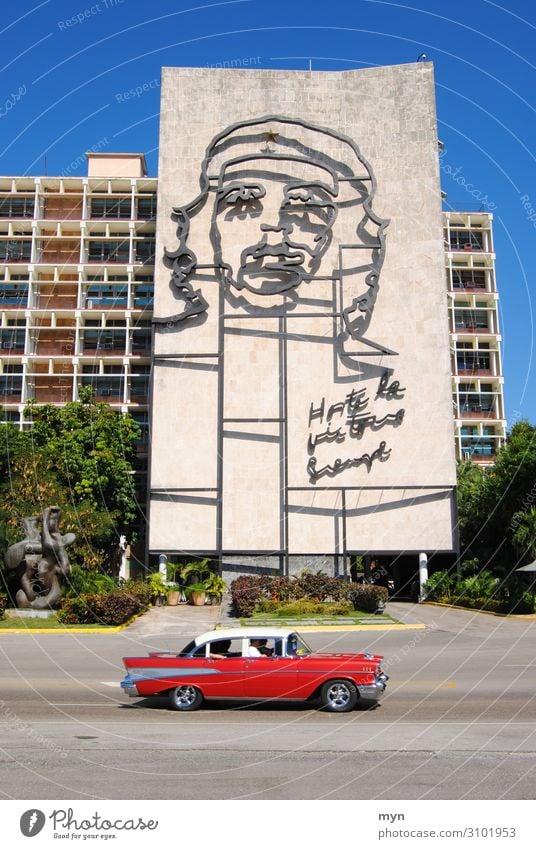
1,0 -> 534,425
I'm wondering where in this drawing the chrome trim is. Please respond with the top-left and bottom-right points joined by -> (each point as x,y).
127,667 -> 221,680
120,674 -> 140,697
358,674 -> 389,702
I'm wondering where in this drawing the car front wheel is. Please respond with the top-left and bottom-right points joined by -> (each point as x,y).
168,684 -> 203,711
320,679 -> 358,712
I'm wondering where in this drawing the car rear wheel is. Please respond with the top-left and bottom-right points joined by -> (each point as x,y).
168,684 -> 203,711
320,679 -> 358,712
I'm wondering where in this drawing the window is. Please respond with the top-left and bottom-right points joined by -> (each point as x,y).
83,319 -> 126,352
134,239 -> 155,264
454,309 -> 489,331
90,198 -> 131,219
136,196 -> 157,220
459,393 -> 494,413
0,197 -> 34,218
130,364 -> 150,398
0,282 -> 28,305
449,230 -> 484,250
452,269 -> 486,290
0,240 -> 32,261
0,363 -> 23,395
0,329 -> 25,350
131,320 -> 151,354
132,276 -> 154,309
81,364 -> 124,397
456,350 -> 491,371
130,411 -> 149,443
88,240 -> 129,263
461,426 -> 478,436
461,438 -> 495,457
85,284 -> 128,307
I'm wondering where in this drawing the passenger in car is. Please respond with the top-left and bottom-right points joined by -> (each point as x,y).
209,639 -> 231,658
247,638 -> 267,657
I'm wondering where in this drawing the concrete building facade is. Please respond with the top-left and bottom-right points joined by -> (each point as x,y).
149,63 -> 458,577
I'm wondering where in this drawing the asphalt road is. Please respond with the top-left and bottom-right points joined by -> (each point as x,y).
0,603 -> 535,799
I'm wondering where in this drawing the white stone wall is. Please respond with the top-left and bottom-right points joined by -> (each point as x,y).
149,63 -> 456,559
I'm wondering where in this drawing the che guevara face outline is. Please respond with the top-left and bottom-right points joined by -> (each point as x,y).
212,156 -> 339,296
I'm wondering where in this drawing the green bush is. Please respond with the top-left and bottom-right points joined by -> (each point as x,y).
294,572 -> 347,602
266,599 -> 353,617
0,592 -> 7,619
256,599 -> 279,613
64,565 -> 117,598
231,576 -> 263,617
57,589 -> 145,625
96,590 -> 142,625
347,584 -> 388,613
457,570 -> 498,600
57,593 -> 102,625
121,580 -> 153,607
423,570 -> 457,601
231,572 -> 352,617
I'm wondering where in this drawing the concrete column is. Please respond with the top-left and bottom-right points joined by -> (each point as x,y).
418,552 -> 429,602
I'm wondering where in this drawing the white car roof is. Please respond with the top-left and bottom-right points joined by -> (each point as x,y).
194,628 -> 297,645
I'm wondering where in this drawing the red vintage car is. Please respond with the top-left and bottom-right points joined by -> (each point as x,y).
120,628 -> 388,712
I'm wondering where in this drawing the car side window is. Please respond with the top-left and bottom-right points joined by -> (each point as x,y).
192,645 -> 207,657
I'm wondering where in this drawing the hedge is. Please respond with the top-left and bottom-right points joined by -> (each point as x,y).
57,588 -> 148,626
347,584 -> 388,613
0,593 -> 7,619
231,573 -> 389,617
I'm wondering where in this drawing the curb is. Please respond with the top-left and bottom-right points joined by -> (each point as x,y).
217,622 -> 426,632
423,601 -> 536,619
0,612 -> 143,634
0,624 -> 127,634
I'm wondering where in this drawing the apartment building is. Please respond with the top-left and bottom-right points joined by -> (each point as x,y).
444,211 -> 507,465
0,153 -> 155,528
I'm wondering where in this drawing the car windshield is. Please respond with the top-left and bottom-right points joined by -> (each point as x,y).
288,632 -> 312,656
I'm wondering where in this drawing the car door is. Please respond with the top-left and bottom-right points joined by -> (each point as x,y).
196,639 -> 246,699
242,639 -> 300,700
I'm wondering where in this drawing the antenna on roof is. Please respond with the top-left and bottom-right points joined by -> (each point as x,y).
417,53 -> 427,62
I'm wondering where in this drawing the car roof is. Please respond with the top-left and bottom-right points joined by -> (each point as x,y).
194,628 -> 296,645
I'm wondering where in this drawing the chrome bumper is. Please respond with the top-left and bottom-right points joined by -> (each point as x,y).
120,674 -> 139,698
358,672 -> 389,701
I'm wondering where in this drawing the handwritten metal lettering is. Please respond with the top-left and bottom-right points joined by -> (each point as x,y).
308,398 -> 325,426
348,409 -> 405,438
376,370 -> 406,399
307,441 -> 392,482
307,424 -> 346,455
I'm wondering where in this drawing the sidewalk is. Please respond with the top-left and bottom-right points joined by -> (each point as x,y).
124,601 -> 220,637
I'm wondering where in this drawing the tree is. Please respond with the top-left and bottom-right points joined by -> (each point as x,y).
0,388 -> 141,571
457,420 -> 536,575
512,506 -> 536,563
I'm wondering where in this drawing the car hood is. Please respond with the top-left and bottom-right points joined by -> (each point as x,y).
311,652 -> 383,663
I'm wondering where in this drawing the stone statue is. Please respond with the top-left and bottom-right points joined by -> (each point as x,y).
4,507 -> 75,609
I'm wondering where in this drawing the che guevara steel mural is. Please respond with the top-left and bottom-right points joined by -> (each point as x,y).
154,115 -> 405,483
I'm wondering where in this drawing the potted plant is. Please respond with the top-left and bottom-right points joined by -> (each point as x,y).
147,572 -> 168,606
204,573 -> 227,604
166,563 -> 183,606
180,559 -> 210,605
185,582 -> 208,606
